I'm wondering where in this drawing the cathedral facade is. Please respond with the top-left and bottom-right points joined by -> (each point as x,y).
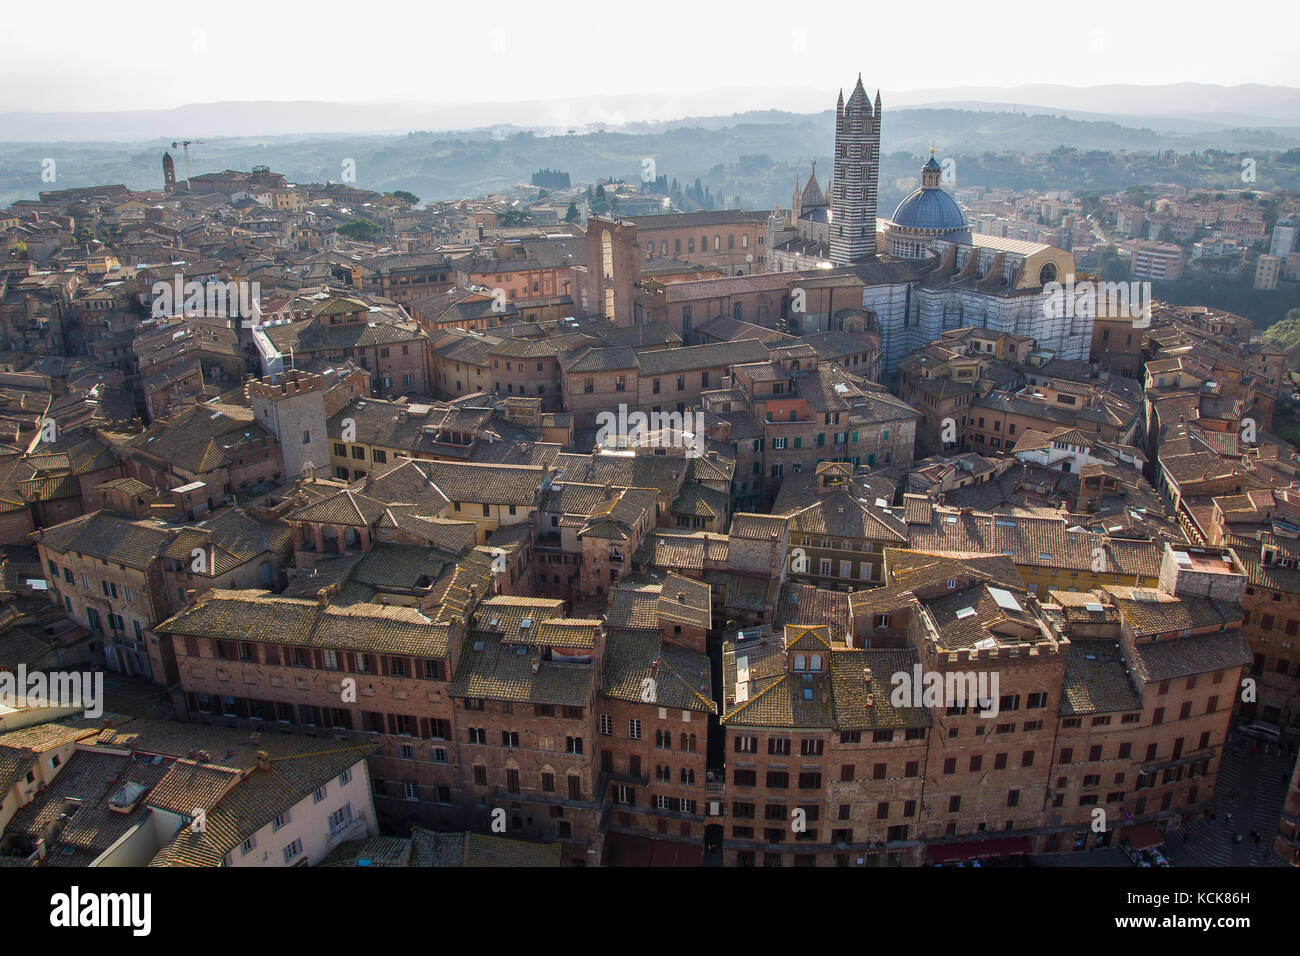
763,78 -> 1094,372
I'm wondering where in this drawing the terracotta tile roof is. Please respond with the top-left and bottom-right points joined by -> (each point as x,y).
655,573 -> 711,628
774,582 -> 851,634
157,589 -> 450,657
1060,638 -> 1143,716
450,631 -> 594,707
146,759 -> 242,815
409,828 -> 562,867
286,489 -> 390,527
317,835 -> 413,867
722,628 -> 929,731
601,629 -> 716,713
606,582 -> 662,629
420,459 -> 544,506
125,404 -> 268,475
635,529 -> 729,571
916,580 -> 1044,650
33,510 -> 175,569
7,750 -> 173,859
1128,630 -> 1252,684
1111,588 -> 1239,637
906,507 -> 1163,577
150,743 -> 378,867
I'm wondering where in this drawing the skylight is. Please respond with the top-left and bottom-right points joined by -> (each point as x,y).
988,587 -> 1023,612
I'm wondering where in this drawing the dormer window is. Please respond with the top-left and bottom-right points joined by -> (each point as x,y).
794,654 -> 806,671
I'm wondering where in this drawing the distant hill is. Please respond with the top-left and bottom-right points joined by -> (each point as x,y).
4,83 -> 1300,141
3,96 -> 1300,208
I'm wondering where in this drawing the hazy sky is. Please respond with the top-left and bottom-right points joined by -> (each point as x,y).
2,0 -> 1297,113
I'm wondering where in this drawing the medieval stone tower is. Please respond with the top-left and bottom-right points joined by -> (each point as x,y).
162,151 -> 176,192
247,370 -> 329,482
829,76 -> 881,265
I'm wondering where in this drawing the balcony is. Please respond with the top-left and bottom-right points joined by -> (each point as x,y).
326,810 -> 369,849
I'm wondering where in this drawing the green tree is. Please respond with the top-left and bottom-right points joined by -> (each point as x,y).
1263,310 -> 1300,351
337,218 -> 382,242
391,190 -> 420,205
1097,245 -> 1128,283
564,202 -> 580,223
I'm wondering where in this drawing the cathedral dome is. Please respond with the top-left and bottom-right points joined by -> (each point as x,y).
891,185 -> 965,232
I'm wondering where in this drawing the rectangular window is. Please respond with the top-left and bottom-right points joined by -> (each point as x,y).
282,838 -> 304,863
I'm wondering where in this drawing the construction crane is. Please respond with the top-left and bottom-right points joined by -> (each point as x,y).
170,140 -> 205,182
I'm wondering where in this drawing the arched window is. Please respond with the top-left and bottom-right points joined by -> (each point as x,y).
727,234 -> 735,250
794,654 -> 806,671
811,654 -> 823,671
742,234 -> 749,248
714,235 -> 721,251
674,238 -> 681,255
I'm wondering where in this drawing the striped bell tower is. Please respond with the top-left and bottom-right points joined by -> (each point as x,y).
830,75 -> 881,265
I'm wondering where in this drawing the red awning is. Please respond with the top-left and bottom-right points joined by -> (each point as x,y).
1123,822 -> 1165,850
929,836 -> 1033,863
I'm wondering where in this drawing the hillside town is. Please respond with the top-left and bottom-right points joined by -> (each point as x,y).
2,78 -> 1300,872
